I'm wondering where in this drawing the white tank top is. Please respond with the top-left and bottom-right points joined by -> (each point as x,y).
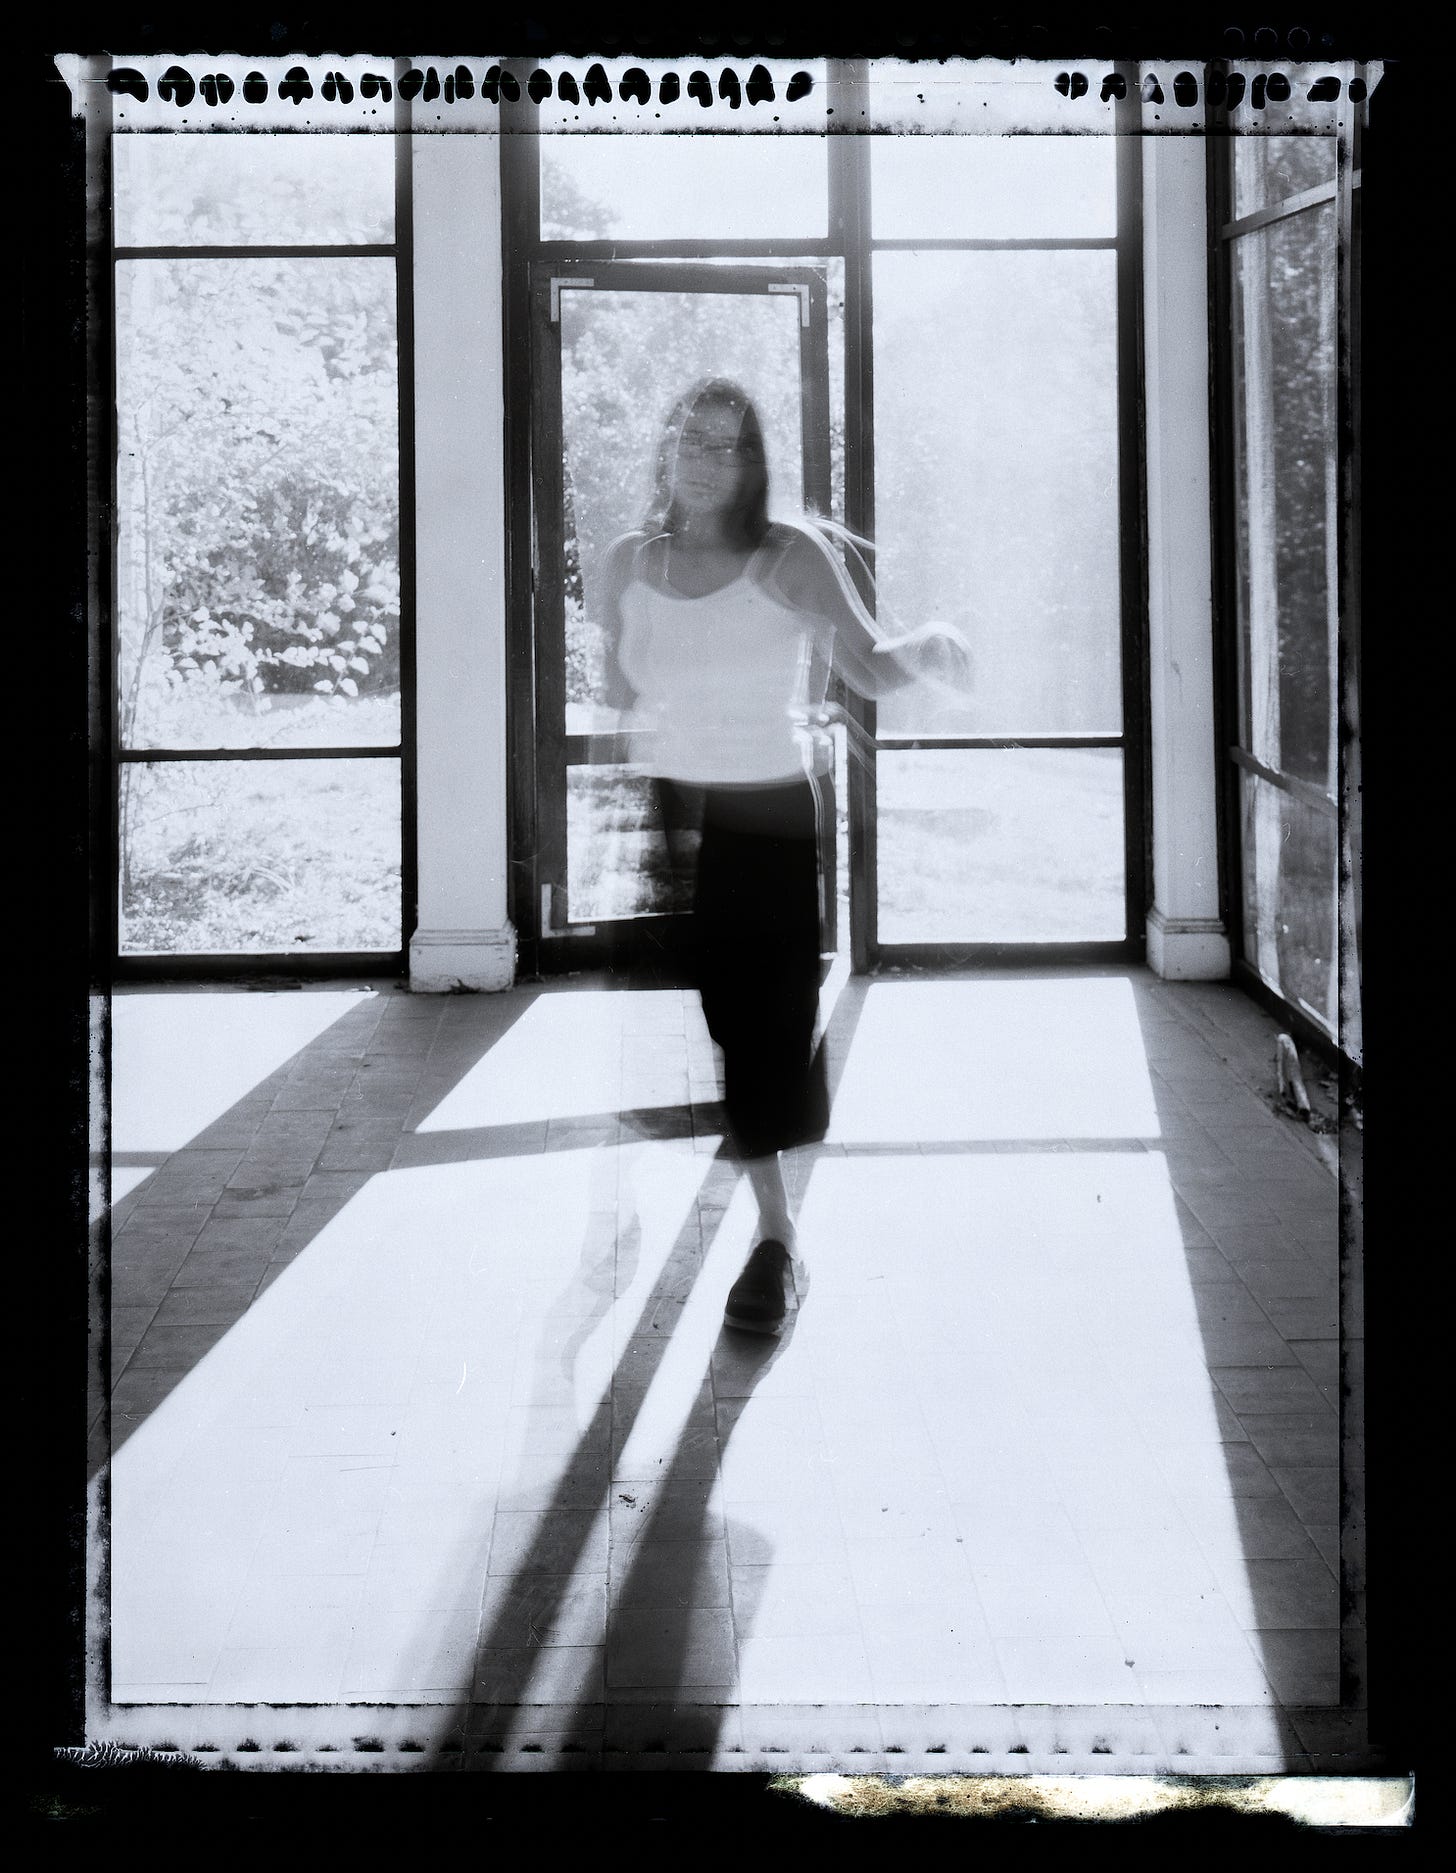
617,539 -> 834,787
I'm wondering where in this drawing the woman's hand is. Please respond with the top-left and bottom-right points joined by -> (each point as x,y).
873,621 -> 974,699
916,625 -> 975,697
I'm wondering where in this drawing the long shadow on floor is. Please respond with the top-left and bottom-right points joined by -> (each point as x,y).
1128,981 -> 1343,1716
405,971 -> 872,1761
95,987 -> 541,1480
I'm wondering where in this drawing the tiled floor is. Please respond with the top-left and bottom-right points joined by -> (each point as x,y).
95,964 -> 1350,1770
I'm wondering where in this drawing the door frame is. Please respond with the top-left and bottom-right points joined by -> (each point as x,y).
500,73 -> 1149,980
522,257 -> 835,978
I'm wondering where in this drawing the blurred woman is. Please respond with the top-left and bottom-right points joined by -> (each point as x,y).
596,378 -> 970,1333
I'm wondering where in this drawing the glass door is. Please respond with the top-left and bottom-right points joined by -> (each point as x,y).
530,261 -> 833,972
858,130 -> 1142,961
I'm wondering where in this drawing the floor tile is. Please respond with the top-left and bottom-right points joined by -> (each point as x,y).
1181,1493 -> 1326,1562
973,1564 -> 1117,1640
606,1607 -> 737,1688
488,1510 -> 610,1579
739,1634 -> 875,1702
992,1637 -> 1143,1704
728,1561 -> 861,1639
1211,1364 -> 1330,1412
1270,1465 -> 1340,1524
1253,1628 -> 1342,1703
473,1644 -> 605,1704
1257,1296 -> 1340,1338
105,972 -> 1350,1725
1239,1410 -> 1339,1468
611,1539 -> 730,1610
1212,1556 -> 1340,1630
845,1536 -> 977,1607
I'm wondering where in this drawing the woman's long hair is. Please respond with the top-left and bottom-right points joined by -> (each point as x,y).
639,376 -> 973,682
640,377 -> 772,548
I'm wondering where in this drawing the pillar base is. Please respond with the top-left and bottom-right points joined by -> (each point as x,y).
1146,910 -> 1231,981
408,925 -> 517,993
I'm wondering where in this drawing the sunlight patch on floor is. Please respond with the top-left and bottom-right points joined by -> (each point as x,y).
110,989 -> 375,1155
109,1164 -> 158,1207
109,1140 -> 712,1703
416,991 -> 697,1132
827,977 -> 1162,1143
793,1146 -> 1277,1710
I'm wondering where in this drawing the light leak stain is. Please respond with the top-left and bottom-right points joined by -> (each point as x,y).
781,1774 -> 1414,1827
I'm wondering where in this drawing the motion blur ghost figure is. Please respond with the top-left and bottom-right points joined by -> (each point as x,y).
596,378 -> 973,1333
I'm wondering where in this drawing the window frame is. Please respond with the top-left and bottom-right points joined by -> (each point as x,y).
103,97 -> 417,981
1206,95 -> 1358,1065
501,57 -> 1150,976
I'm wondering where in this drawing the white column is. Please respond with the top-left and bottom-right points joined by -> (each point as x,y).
408,133 -> 516,991
1141,136 -> 1231,981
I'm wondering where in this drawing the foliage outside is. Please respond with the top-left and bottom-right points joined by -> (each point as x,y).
116,221 -> 400,952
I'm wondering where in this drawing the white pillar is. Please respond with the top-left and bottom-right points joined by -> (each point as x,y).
1141,136 -> 1231,980
408,133 -> 516,991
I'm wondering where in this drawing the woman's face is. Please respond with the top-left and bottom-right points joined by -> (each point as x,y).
670,400 -> 746,518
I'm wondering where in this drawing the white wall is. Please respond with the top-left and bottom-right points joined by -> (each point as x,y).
1141,135 -> 1231,981
407,129 -> 1232,988
408,134 -> 516,990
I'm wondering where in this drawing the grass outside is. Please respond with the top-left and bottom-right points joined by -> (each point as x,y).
567,748 -> 1127,943
121,758 -> 400,954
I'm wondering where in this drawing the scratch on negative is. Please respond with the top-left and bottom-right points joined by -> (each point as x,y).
457,1361 -> 468,1394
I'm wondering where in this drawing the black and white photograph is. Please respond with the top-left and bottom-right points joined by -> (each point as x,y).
25,20 -> 1420,1828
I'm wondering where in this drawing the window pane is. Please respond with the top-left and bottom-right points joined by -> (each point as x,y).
1232,134 -> 1335,219
541,135 -> 828,241
114,132 -> 395,246
871,134 -> 1117,239
119,759 -> 400,954
559,287 -> 804,735
566,766 -> 694,923
1229,205 -> 1336,788
1238,771 -> 1337,1034
877,749 -> 1125,943
116,259 -> 400,751
872,250 -> 1121,737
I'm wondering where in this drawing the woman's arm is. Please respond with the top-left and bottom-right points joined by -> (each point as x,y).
764,524 -> 969,703
587,532 -> 646,765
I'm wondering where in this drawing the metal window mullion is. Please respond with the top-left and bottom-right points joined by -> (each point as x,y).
112,948 -> 405,980
834,62 -> 876,975
546,260 -> 830,303
1335,108 -> 1362,1076
119,746 -> 401,761
502,109 -> 543,968
1114,68 -> 1149,951
114,244 -> 398,260
799,269 -> 838,952
531,265 -> 569,938
534,237 -> 837,261
559,733 -> 1134,763
1219,180 -> 1338,242
876,735 -> 1125,752
100,70 -> 121,978
1227,745 -> 1337,818
868,236 -> 1119,251
394,71 -> 418,963
1333,100 -> 1363,1711
1205,115 -> 1243,964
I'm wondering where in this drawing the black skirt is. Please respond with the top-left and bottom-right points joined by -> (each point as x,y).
658,774 -> 831,1159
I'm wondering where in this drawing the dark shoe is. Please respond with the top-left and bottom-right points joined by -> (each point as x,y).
724,1239 -> 793,1335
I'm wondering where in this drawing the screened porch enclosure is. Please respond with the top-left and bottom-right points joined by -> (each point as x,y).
95,62 -> 1363,1075
520,114 -> 1144,973
111,134 -> 407,965
73,49 -> 1377,1781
